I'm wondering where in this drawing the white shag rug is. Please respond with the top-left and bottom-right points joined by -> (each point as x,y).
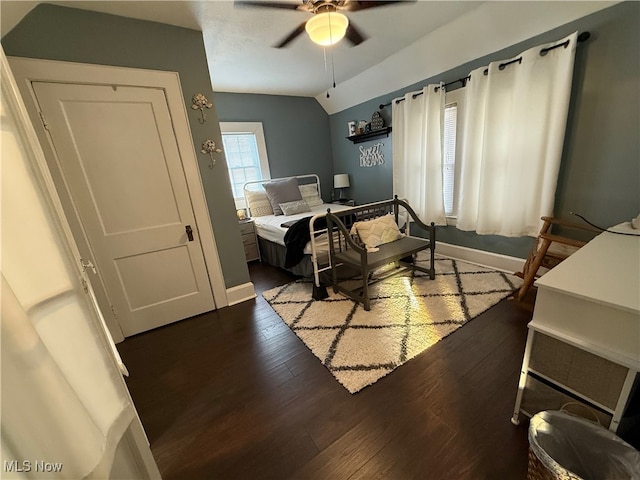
263,254 -> 522,394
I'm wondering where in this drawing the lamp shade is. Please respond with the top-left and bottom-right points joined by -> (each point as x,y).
333,174 -> 350,189
305,12 -> 349,46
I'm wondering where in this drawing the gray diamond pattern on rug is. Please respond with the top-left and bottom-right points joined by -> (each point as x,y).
263,253 -> 522,393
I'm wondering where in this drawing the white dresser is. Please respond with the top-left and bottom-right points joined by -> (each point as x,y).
512,230 -> 640,432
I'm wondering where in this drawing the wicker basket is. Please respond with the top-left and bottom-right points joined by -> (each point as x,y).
526,404 -> 601,479
527,446 -> 580,480
527,447 -> 554,480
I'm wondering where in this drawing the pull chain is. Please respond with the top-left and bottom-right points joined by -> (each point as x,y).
323,47 -> 330,98
325,14 -> 337,98
325,47 -> 337,98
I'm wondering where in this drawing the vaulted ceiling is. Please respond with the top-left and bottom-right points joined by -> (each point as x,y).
1,1 -> 618,113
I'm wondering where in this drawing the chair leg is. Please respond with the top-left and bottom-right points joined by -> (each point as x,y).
430,223 -> 436,280
362,268 -> 370,311
516,238 -> 551,301
331,258 -> 339,294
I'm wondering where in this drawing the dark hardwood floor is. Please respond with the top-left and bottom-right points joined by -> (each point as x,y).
117,261 -> 535,479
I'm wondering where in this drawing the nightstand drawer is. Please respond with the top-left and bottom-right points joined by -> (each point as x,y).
239,219 -> 260,262
244,243 -> 259,262
242,232 -> 256,247
239,221 -> 255,235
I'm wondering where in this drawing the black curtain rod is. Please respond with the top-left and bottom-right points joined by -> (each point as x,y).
379,31 -> 590,110
378,76 -> 469,109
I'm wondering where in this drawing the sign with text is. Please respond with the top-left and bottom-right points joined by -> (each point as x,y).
359,142 -> 384,167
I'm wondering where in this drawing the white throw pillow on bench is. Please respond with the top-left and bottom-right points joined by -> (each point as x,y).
350,214 -> 403,249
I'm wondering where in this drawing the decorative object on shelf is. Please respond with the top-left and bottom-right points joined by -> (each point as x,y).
333,173 -> 350,200
357,120 -> 367,134
347,121 -> 356,137
236,209 -> 247,221
346,126 -> 392,144
191,93 -> 212,124
359,142 -> 385,168
200,139 -> 222,169
371,111 -> 385,130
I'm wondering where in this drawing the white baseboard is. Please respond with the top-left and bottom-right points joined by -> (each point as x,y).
437,242 -> 526,274
225,282 -> 256,306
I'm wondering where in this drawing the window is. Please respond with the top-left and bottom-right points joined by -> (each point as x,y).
219,122 -> 271,207
443,88 -> 465,221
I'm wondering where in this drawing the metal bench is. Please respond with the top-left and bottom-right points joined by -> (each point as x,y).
325,197 -> 436,311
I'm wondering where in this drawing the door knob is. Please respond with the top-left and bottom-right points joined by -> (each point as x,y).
185,225 -> 194,242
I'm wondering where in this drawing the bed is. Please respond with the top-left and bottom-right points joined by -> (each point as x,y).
243,174 -> 353,293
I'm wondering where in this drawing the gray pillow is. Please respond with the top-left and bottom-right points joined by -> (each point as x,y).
263,178 -> 303,215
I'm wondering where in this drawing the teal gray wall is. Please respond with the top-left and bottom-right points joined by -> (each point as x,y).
330,1 -> 640,259
5,2 -> 637,266
2,3 -> 250,289
213,92 -> 334,200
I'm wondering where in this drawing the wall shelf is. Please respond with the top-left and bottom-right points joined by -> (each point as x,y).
347,127 -> 392,144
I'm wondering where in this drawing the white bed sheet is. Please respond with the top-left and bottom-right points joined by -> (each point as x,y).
253,203 -> 352,253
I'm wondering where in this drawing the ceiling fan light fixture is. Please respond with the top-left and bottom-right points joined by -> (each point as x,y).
305,12 -> 348,46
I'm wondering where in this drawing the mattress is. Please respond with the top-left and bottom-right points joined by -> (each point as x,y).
253,203 -> 352,253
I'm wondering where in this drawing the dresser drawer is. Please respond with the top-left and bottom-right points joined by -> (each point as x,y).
521,375 -> 612,428
529,332 -> 629,410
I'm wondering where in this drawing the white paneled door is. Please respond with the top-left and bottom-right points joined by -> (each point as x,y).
33,82 -> 215,336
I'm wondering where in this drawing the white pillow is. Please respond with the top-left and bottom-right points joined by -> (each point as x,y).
298,183 -> 324,207
350,214 -> 403,248
245,189 -> 273,217
280,199 -> 311,216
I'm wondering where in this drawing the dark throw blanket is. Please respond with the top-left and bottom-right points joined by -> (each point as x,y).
283,216 -> 327,268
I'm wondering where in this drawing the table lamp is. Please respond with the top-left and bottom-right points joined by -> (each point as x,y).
333,174 -> 350,201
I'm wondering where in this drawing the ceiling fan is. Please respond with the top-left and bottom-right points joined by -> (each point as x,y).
236,1 -> 412,48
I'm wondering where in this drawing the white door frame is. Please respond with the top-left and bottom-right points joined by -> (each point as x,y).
9,57 -> 229,342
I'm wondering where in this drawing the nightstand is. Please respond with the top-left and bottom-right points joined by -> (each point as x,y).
239,219 -> 260,262
331,199 -> 355,206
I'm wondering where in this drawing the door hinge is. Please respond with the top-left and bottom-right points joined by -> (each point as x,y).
111,305 -> 120,320
38,111 -> 49,130
80,258 -> 97,274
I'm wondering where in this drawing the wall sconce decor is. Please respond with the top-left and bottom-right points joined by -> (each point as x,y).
201,140 -> 222,169
191,93 -> 212,124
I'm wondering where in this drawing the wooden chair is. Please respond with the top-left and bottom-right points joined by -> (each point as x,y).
514,216 -> 600,301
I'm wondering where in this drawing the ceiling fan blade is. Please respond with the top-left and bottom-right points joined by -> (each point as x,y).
235,1 -> 306,11
344,22 -> 367,46
274,22 -> 307,48
342,0 -> 415,12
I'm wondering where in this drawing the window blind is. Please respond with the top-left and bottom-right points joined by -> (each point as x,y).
222,133 -> 261,198
443,103 -> 458,216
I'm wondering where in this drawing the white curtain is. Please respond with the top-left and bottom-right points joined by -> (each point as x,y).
392,85 -> 447,225
456,32 -> 578,237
